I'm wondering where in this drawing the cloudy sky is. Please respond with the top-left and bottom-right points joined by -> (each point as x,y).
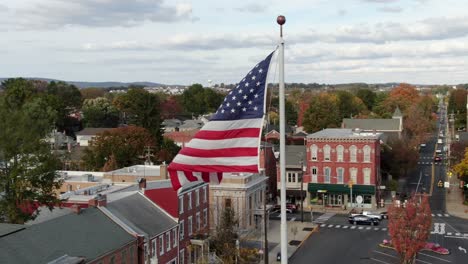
1,0 -> 467,85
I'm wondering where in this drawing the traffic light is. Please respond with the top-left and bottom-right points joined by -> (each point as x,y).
348,180 -> 353,188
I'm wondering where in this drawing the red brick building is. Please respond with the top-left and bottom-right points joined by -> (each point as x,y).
143,180 -> 210,264
305,129 -> 382,210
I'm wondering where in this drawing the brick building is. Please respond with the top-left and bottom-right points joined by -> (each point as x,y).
305,129 -> 382,210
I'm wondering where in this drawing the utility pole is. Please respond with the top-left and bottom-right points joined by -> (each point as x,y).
300,159 -> 304,223
263,194 -> 268,264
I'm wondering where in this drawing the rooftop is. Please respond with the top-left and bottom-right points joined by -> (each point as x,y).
106,165 -> 163,177
307,128 -> 381,140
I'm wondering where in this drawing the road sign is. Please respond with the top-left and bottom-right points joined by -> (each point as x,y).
444,182 -> 450,188
379,185 -> 386,190
356,195 -> 363,204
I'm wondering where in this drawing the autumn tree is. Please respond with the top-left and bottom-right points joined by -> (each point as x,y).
453,149 -> 468,190
81,126 -> 155,171
270,96 -> 298,126
356,88 -> 377,111
161,95 -> 183,119
388,195 -> 432,264
335,90 -> 367,119
382,139 -> 419,179
0,78 -> 62,224
210,206 -> 239,263
303,93 -> 340,132
80,87 -> 106,100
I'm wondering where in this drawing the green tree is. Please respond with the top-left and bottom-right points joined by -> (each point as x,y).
211,206 -> 239,263
81,126 -> 155,171
80,87 -> 106,100
303,93 -> 341,132
0,79 -> 62,224
82,97 -> 120,128
335,90 -> 366,119
356,88 -> 376,111
271,97 -> 298,125
180,84 -> 224,116
113,88 -> 163,146
45,81 -> 82,130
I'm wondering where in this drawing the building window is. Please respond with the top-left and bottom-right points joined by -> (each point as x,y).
130,246 -> 135,264
159,236 -> 164,255
195,189 -> 200,207
324,145 -> 331,161
310,144 -> 318,161
311,167 -> 318,183
225,198 -> 231,208
350,145 -> 357,162
152,239 -> 156,257
188,216 -> 193,235
364,168 -> 371,185
363,145 -> 371,162
179,220 -> 185,240
337,145 -> 344,162
179,196 -> 184,214
204,208 -> 208,227
337,167 -> 344,184
196,212 -> 201,230
122,250 -> 127,264
287,172 -> 297,183
180,249 -> 185,264
350,168 -> 357,184
188,193 -> 192,210
203,186 -> 207,203
166,232 -> 171,251
145,243 -> 148,261
172,229 -> 177,248
324,167 -> 331,183
110,255 -> 115,264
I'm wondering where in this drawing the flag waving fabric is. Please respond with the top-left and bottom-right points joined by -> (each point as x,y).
168,51 -> 275,191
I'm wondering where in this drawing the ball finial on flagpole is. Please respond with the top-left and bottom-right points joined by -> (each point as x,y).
277,15 -> 286,37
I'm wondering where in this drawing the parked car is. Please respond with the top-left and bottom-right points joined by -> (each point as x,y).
348,215 -> 380,226
350,210 -> 382,220
271,204 -> 294,214
380,211 -> 388,219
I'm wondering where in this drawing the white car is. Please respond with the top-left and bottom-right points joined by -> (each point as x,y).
350,211 -> 382,220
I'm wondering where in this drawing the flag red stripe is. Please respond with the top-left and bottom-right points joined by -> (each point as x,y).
194,128 -> 260,140
179,147 -> 258,157
168,163 -> 259,173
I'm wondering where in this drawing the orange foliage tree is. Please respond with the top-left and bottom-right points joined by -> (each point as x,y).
388,195 -> 432,264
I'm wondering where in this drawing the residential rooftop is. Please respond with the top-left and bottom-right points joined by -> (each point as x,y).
307,128 -> 382,140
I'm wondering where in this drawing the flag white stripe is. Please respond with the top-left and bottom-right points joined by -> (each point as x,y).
201,118 -> 263,131
177,171 -> 189,186
173,155 -> 257,166
187,137 -> 259,150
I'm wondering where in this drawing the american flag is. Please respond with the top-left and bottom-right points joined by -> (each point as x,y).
168,51 -> 275,191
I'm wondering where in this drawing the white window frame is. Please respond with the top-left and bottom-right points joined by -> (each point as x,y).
195,189 -> 200,207
336,167 -> 344,184
311,167 -> 318,183
159,236 -> 164,256
188,216 -> 193,235
364,168 -> 371,185
310,144 -> 318,161
324,145 -> 331,161
179,220 -> 185,241
180,249 -> 185,264
179,196 -> 184,214
172,229 -> 177,248
166,232 -> 171,251
350,168 -> 357,184
363,145 -> 371,163
350,145 -> 357,162
287,171 -> 297,183
188,193 -> 192,210
203,186 -> 207,203
196,212 -> 201,230
324,167 -> 331,183
337,145 -> 344,162
151,239 -> 156,257
203,208 -> 208,227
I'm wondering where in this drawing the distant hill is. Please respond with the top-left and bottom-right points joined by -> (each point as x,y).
0,77 -> 181,89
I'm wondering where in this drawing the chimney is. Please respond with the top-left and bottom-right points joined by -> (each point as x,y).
88,194 -> 107,207
160,164 -> 168,179
138,178 -> 147,193
71,204 -> 81,214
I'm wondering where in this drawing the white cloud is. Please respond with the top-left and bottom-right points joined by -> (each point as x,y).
235,3 -> 267,13
7,0 -> 192,30
378,6 -> 403,12
362,0 -> 399,3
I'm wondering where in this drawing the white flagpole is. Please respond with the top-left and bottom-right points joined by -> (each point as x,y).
277,15 -> 288,264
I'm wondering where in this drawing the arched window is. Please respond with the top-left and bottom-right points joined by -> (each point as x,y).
350,145 -> 357,162
324,145 -> 331,161
337,145 -> 344,162
311,167 -> 318,183
363,145 -> 371,162
310,144 -> 318,161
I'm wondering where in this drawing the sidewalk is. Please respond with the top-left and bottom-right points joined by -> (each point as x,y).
446,175 -> 468,219
266,219 -> 317,263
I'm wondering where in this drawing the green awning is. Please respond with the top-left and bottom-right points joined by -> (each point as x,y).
308,183 -> 375,195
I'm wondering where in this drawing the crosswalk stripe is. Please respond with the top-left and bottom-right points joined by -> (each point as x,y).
335,225 -> 341,228
464,234 -> 468,237
431,214 -> 435,217
320,224 -> 326,227
382,228 -> 387,231
437,214 -> 442,217
351,226 -> 356,229
366,227 -> 372,230
444,214 -> 449,217
374,228 -> 379,231
358,227 -> 363,230
342,226 -> 349,229
328,224 -> 334,228
447,232 -> 452,235
455,233 -> 461,236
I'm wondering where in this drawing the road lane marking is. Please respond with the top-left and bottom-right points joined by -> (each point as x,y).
374,228 -> 379,231
444,235 -> 468,239
366,227 -> 372,230
350,226 -> 356,229
373,250 -> 398,259
358,226 -> 363,229
342,225 -> 348,229
290,217 -> 296,221
415,258 -> 432,264
320,224 -> 326,227
464,234 -> 468,237
447,232 -> 452,235
328,224 -> 334,228
418,252 -> 451,263
437,214 -> 442,217
335,225 -> 341,228
444,214 -> 449,217
371,258 -> 392,264
455,233 -> 461,236
382,228 -> 387,231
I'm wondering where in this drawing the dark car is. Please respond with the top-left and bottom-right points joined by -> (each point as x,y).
380,211 -> 388,219
434,156 -> 442,162
271,204 -> 295,214
348,214 -> 380,226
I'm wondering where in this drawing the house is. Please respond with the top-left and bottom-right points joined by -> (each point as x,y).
179,120 -> 203,131
342,107 -> 403,142
263,124 -> 294,143
305,129 -> 382,210
103,164 -> 169,183
142,180 -> 211,264
209,173 -> 268,236
75,127 -> 113,146
104,192 -> 179,264
276,145 -> 307,206
0,206 -> 138,264
162,119 -> 182,132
